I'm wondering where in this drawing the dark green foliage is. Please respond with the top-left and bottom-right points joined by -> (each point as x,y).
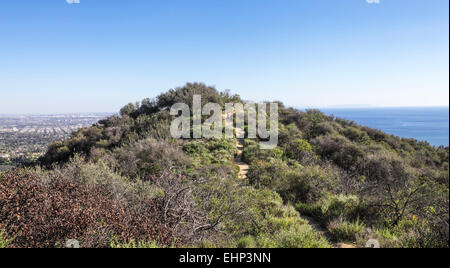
5,83 -> 448,248
312,135 -> 365,171
328,219 -> 366,243
284,138 -> 315,164
113,138 -> 190,178
157,82 -> 224,110
247,161 -> 338,204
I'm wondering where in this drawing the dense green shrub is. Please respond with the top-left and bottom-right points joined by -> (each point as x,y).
236,236 -> 257,248
284,138 -> 315,164
183,141 -> 209,156
312,134 -> 364,171
157,82 -> 224,110
248,160 -> 338,205
113,138 -> 190,178
41,156 -> 159,203
328,219 -> 366,243
0,229 -> 11,248
247,159 -> 287,189
110,238 -> 161,248
242,140 -> 283,163
256,223 -> 330,248
297,194 -> 364,225
233,189 -> 331,248
342,127 -> 371,144
277,165 -> 338,204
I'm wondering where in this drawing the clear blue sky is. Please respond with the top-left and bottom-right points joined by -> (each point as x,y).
0,0 -> 448,113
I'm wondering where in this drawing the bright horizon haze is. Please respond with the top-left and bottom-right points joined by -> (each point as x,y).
0,0 -> 449,114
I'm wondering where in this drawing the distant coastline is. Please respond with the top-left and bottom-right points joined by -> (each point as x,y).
313,106 -> 449,147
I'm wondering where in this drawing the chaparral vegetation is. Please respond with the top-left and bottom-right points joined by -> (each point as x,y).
1,83 -> 448,248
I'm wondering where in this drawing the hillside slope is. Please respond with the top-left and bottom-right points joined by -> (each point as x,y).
1,83 -> 448,248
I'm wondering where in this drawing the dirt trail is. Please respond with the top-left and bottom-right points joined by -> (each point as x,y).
235,139 -> 249,179
226,111 -> 248,179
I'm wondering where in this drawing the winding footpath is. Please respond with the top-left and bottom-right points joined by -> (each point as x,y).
235,139 -> 249,179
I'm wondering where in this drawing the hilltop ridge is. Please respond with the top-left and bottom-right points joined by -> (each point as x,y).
0,83 -> 448,248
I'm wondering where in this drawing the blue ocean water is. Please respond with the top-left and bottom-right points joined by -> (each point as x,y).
319,107 -> 449,147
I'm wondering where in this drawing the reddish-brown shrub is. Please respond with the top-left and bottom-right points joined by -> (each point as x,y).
0,170 -> 176,248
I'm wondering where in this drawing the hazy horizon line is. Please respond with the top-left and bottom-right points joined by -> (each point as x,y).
0,105 -> 449,116
298,105 -> 450,110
